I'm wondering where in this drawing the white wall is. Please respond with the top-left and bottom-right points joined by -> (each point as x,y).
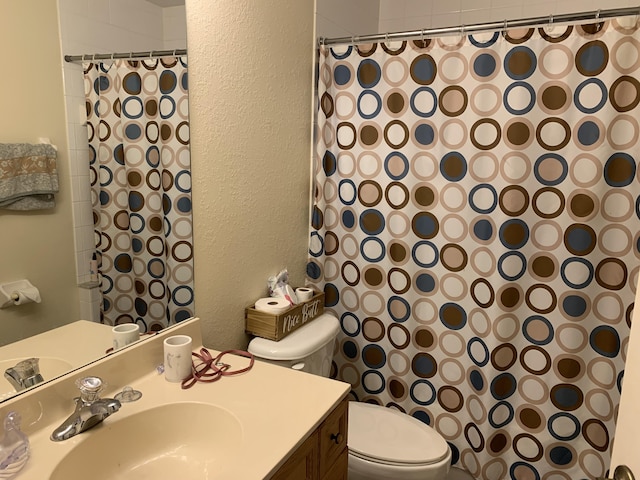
379,0 -> 638,33
58,0 -> 187,321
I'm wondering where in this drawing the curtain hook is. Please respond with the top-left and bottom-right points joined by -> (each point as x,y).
595,9 -> 602,32
421,28 -> 425,44
385,32 -> 389,44
503,19 -> 508,32
351,35 -> 355,45
545,14 -> 553,34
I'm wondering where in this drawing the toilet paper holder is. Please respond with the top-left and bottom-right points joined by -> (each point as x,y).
0,280 -> 41,309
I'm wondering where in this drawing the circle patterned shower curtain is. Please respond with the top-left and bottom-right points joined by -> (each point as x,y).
309,18 -> 640,480
85,57 -> 194,332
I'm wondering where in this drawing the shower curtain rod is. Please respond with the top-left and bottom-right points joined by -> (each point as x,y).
319,6 -> 640,46
64,48 -> 186,63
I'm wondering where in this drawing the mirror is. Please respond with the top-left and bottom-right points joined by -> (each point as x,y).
0,0 -> 187,401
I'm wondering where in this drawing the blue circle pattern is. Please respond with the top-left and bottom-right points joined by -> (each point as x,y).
361,237 -> 386,262
412,241 -> 439,268
468,337 -> 490,366
469,184 -> 498,214
410,87 -> 438,117
498,252 -> 527,281
358,90 -> 382,119
574,78 -> 608,113
474,53 -> 497,78
358,59 -> 382,88
504,82 -> 536,115
384,152 -> 409,179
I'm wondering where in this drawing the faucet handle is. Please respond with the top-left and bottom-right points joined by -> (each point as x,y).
75,376 -> 105,404
4,358 -> 44,391
14,358 -> 40,378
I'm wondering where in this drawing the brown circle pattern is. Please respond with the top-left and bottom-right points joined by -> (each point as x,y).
311,21 -> 639,480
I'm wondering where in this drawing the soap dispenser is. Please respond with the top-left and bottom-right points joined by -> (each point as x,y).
0,412 -> 29,479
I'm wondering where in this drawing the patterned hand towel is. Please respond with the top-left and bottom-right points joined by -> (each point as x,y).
0,143 -> 59,211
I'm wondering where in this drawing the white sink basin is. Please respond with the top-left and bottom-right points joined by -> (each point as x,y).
50,402 -> 243,480
0,357 -> 73,399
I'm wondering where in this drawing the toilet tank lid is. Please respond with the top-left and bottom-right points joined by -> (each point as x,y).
247,313 -> 340,360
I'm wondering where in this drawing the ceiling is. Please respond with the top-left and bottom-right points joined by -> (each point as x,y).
146,0 -> 185,7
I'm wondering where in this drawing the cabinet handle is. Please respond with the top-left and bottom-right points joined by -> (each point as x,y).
330,432 -> 343,444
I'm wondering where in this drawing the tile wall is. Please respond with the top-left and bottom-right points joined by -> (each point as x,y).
316,0 -> 380,38
57,0 -> 187,321
316,0 -> 638,39
378,0 -> 638,34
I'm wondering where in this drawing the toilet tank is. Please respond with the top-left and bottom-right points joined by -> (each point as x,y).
247,313 -> 340,377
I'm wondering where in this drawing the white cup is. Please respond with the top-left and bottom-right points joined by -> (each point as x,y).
163,335 -> 193,382
112,323 -> 140,351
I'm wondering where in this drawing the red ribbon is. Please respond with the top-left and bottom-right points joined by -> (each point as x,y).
181,348 -> 255,389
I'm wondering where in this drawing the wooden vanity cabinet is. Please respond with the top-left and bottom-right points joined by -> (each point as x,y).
271,397 -> 349,480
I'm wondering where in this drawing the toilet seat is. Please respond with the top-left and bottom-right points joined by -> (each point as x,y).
348,402 -> 450,467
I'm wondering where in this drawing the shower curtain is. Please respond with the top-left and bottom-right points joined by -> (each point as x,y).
85,57 -> 194,332
309,18 -> 640,480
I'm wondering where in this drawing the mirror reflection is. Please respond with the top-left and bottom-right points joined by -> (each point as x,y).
0,0 -> 187,402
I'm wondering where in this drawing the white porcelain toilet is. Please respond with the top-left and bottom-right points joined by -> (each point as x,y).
247,313 -> 452,480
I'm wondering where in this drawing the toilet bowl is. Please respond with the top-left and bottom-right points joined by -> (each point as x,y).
247,313 -> 452,479
349,401 -> 451,480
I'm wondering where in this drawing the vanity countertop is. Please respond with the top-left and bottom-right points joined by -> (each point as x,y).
1,318 -> 350,479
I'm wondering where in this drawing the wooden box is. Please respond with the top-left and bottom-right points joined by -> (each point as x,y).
245,291 -> 325,341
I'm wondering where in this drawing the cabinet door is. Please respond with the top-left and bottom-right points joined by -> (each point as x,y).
322,447 -> 349,480
271,431 -> 319,480
318,398 -> 348,479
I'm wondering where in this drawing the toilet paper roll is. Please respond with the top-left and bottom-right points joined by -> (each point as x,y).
255,297 -> 290,314
295,288 -> 314,302
11,287 -> 41,306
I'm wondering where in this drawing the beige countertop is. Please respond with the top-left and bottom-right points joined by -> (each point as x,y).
0,318 -> 350,479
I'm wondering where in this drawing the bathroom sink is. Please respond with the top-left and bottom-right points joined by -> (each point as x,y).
50,402 -> 243,480
0,357 -> 72,399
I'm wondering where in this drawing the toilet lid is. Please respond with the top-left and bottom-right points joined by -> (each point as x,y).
348,402 -> 450,466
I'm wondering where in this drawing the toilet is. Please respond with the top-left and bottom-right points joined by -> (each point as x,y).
247,313 -> 452,480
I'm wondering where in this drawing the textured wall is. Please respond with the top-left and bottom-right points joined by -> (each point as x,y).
0,2 -> 79,345
186,0 -> 316,349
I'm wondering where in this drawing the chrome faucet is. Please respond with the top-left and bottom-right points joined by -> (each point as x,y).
50,376 -> 121,442
4,358 -> 44,392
